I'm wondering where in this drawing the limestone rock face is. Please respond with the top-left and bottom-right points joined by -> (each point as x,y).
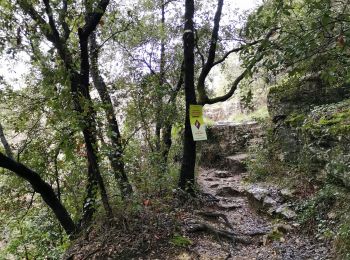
267,73 -> 350,188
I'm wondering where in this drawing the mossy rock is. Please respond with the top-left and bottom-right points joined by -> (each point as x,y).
268,74 -> 350,121
302,99 -> 350,138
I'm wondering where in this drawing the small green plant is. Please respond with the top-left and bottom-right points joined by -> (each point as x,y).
286,113 -> 306,127
335,217 -> 350,259
170,234 -> 192,247
298,185 -> 336,224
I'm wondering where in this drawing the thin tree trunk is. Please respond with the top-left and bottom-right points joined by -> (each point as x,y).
155,0 -> 167,151
162,62 -> 184,164
179,0 -> 196,192
162,124 -> 172,164
89,33 -> 133,197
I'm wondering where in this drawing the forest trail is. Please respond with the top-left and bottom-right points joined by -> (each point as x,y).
64,123 -> 335,260
180,123 -> 333,260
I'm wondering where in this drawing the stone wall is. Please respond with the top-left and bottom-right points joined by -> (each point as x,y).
199,122 -> 262,168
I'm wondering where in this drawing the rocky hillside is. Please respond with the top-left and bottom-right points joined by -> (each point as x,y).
248,74 -> 350,258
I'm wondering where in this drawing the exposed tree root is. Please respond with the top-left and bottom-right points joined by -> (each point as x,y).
188,221 -> 252,244
196,211 -> 234,231
200,192 -> 220,202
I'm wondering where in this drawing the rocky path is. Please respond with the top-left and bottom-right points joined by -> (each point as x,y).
181,124 -> 333,260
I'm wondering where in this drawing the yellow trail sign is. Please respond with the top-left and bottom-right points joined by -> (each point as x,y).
189,105 -> 207,141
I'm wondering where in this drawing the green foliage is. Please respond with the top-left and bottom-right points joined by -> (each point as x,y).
243,0 -> 350,257
302,99 -> 350,136
298,185 -> 337,226
123,138 -> 180,195
0,207 -> 69,259
170,234 -> 192,247
286,113 -> 306,128
244,0 -> 350,84
246,122 -> 286,182
296,184 -> 350,256
336,216 -> 350,259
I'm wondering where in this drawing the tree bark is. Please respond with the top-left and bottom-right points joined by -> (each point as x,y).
155,0 -> 167,151
0,122 -> 14,159
89,32 -> 133,198
0,152 -> 76,236
178,0 -> 196,192
162,62 -> 184,163
78,29 -> 112,219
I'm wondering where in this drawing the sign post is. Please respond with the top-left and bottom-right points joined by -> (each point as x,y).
189,105 -> 207,141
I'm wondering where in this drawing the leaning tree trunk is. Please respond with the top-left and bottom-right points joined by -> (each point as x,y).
89,33 -> 133,198
178,0 -> 196,192
0,152 -> 76,236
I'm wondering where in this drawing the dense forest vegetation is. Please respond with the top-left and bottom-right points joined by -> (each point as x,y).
0,0 -> 349,258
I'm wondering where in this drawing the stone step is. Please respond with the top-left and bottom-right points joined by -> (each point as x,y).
224,153 -> 248,172
216,186 -> 242,197
245,184 -> 297,220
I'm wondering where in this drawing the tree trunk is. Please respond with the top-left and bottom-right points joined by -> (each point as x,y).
178,0 -> 196,192
18,0 -> 113,228
155,0 -> 167,152
89,33 -> 133,198
162,124 -> 172,164
78,30 -> 112,221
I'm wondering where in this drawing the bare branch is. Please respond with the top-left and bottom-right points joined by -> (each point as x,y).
200,28 -> 277,105
97,22 -> 132,50
212,40 -> 260,67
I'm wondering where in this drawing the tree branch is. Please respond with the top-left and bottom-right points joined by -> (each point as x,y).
97,23 -> 132,50
18,0 -> 55,41
0,152 -> 76,235
0,122 -> 13,159
42,0 -> 61,42
199,28 -> 277,105
212,40 -> 260,67
194,29 -> 205,67
80,0 -> 110,39
168,60 -> 184,104
59,0 -> 70,40
197,0 -> 224,102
